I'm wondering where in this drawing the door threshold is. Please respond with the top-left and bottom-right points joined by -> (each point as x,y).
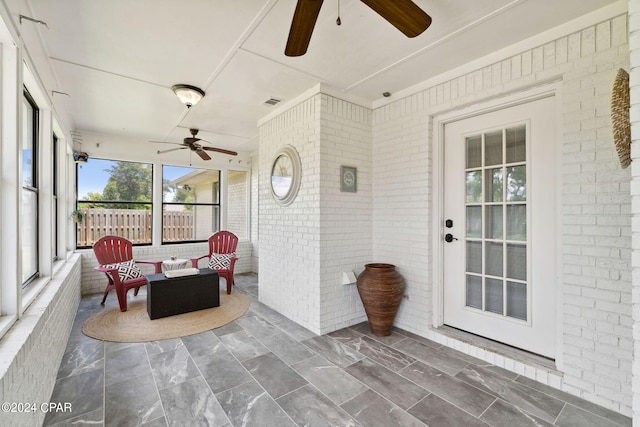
437,325 -> 557,371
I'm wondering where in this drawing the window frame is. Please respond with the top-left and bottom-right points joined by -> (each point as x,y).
75,158 -> 154,249
161,165 -> 221,245
21,88 -> 39,286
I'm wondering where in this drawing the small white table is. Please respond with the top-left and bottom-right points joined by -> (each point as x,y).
162,258 -> 189,273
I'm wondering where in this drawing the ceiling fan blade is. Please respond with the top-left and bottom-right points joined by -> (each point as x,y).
285,0 -> 324,57
201,146 -> 238,156
195,149 -> 211,161
360,0 -> 432,38
157,147 -> 187,155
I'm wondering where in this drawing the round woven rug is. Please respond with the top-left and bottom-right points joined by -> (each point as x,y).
82,292 -> 250,342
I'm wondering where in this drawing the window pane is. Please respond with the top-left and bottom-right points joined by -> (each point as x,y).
506,205 -> 526,241
485,168 -> 503,202
162,165 -> 220,243
22,189 -> 38,282
507,281 -> 527,320
485,278 -> 504,314
466,275 -> 482,309
485,205 -> 503,239
228,170 -> 248,240
466,206 -> 481,238
466,241 -> 482,273
466,135 -> 481,168
485,241 -> 503,277
77,159 -> 153,247
163,204 -> 219,242
506,125 -> 526,163
22,98 -> 34,187
484,130 -> 502,166
506,243 -> 527,281
466,171 -> 482,203
506,166 -> 526,201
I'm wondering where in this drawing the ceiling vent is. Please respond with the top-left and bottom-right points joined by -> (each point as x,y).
263,97 -> 282,106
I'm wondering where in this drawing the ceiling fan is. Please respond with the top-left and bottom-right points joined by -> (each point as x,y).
285,0 -> 432,57
154,128 -> 238,161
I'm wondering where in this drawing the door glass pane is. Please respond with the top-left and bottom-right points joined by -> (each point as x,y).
506,166 -> 526,201
506,125 -> 526,163
466,171 -> 482,203
484,130 -> 502,166
485,242 -> 503,277
466,206 -> 481,238
506,244 -> 527,281
485,206 -> 503,239
507,281 -> 527,320
466,135 -> 481,168
466,275 -> 482,309
466,241 -> 482,273
485,168 -> 503,202
506,205 -> 526,240
485,278 -> 504,314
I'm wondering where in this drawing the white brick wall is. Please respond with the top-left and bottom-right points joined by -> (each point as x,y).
628,0 -> 640,423
258,93 -> 373,334
372,11 -> 632,416
0,255 -> 81,427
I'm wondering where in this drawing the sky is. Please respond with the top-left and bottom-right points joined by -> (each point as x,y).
77,158 -> 194,200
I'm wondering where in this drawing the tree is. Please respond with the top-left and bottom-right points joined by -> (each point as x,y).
101,161 -> 152,209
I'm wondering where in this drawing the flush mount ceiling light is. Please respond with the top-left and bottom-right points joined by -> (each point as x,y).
172,84 -> 205,108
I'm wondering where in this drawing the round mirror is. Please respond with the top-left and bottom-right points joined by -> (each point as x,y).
270,145 -> 301,206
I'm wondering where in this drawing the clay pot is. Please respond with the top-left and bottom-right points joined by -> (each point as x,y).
356,263 -> 405,336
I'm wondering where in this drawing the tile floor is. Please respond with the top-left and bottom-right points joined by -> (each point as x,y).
44,274 -> 632,427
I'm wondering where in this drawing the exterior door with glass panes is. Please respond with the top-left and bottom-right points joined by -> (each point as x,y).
443,96 -> 557,358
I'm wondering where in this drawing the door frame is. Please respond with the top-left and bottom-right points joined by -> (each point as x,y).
431,83 -> 563,365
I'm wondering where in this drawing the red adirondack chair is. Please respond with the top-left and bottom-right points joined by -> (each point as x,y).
93,236 -> 162,312
190,231 -> 239,294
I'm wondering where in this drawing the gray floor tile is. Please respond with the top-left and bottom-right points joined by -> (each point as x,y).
43,369 -> 104,426
292,355 -> 368,405
241,352 -> 308,399
341,389 -> 428,427
256,331 -> 315,365
218,329 -> 270,361
400,360 -> 496,417
393,337 -> 470,376
215,380 -> 297,427
555,403 -> 628,427
104,373 -> 164,427
277,384 -> 362,427
345,358 -> 429,410
148,345 -> 201,390
343,335 -> 415,371
302,335 -> 366,367
408,393 -> 491,427
481,398 -> 555,427
159,376 -> 230,427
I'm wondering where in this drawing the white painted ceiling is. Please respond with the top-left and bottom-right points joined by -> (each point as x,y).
15,0 -> 618,154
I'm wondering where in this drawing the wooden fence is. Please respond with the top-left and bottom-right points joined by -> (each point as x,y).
76,209 -> 194,246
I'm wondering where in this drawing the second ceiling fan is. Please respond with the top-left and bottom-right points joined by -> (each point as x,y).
285,0 -> 432,57
154,128 -> 238,161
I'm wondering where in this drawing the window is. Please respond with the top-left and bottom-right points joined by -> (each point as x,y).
227,170 -> 248,240
76,158 -> 153,248
52,134 -> 59,261
22,89 -> 39,285
162,165 -> 220,243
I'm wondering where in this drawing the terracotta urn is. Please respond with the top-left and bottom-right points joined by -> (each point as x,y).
356,263 -> 406,336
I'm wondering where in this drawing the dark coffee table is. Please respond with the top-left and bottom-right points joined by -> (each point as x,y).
146,268 -> 220,320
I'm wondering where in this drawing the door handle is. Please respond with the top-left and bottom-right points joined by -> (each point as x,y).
445,233 -> 458,242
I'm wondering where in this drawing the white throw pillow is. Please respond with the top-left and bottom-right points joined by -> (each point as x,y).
103,260 -> 143,281
208,252 -> 234,270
